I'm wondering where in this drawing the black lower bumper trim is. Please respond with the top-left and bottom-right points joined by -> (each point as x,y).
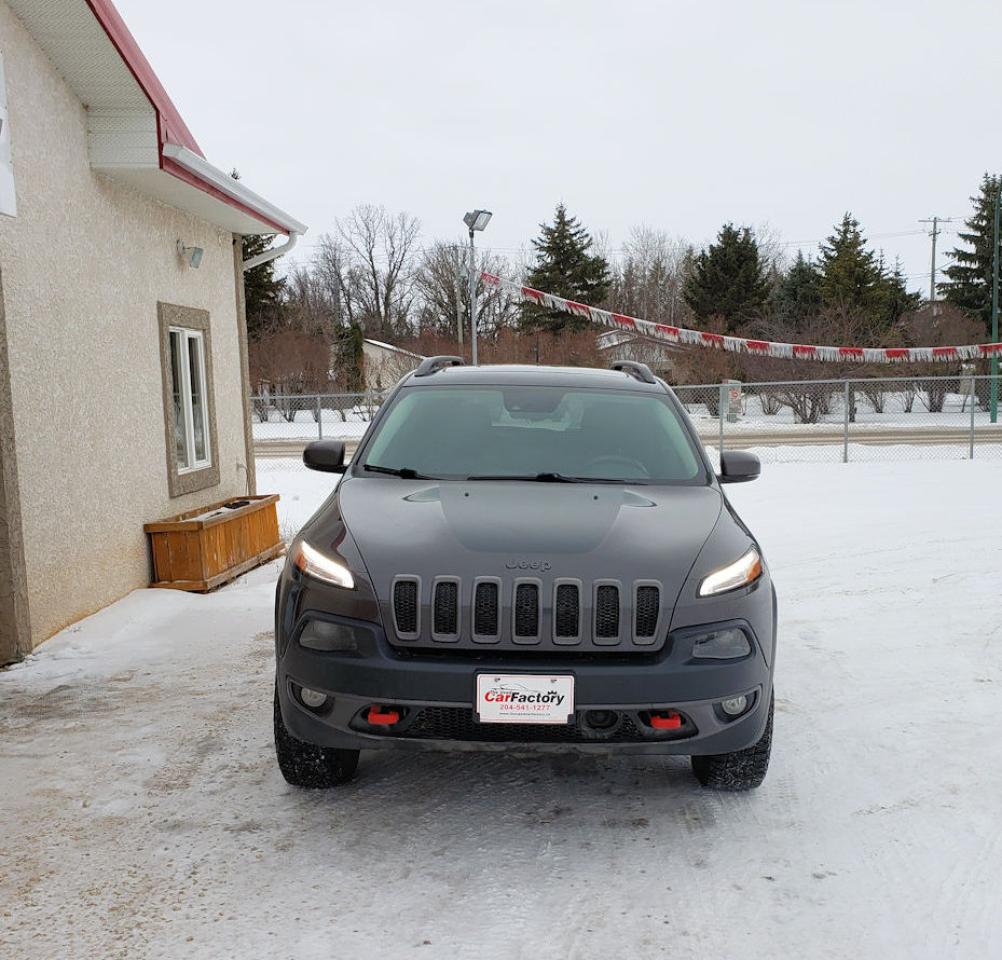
348,706 -> 695,744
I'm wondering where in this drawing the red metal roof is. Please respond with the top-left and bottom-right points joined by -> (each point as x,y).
84,0 -> 203,158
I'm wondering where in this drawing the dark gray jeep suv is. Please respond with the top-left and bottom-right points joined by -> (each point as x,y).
274,359 -> 776,790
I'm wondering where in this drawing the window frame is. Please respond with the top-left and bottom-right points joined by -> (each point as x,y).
158,302 -> 220,498
170,326 -> 211,474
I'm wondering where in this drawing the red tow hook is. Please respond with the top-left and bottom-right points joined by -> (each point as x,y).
367,704 -> 400,726
650,710 -> 683,730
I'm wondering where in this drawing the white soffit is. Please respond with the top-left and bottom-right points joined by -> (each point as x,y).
6,0 -> 149,110
163,144 -> 307,236
5,0 -> 304,236
107,167 -> 288,236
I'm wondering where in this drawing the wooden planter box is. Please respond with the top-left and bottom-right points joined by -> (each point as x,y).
144,494 -> 284,592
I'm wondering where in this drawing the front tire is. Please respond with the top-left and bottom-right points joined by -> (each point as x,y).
274,686 -> 359,788
691,695 -> 773,791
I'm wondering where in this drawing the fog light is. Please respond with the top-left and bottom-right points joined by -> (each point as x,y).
299,620 -> 361,652
299,687 -> 328,709
692,627 -> 752,660
720,695 -> 748,717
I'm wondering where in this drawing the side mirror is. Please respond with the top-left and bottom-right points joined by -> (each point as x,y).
303,440 -> 347,474
718,450 -> 760,484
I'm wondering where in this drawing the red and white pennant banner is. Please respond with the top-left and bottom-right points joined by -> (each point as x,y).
481,272 -> 1002,364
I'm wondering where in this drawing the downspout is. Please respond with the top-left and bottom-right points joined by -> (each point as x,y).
243,231 -> 299,271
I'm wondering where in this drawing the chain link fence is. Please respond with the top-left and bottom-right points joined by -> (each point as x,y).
251,392 -> 384,447
252,375 -> 1002,471
674,374 -> 1002,466
253,376 -> 1002,540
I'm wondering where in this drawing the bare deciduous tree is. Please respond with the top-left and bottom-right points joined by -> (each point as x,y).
413,241 -> 522,343
608,226 -> 693,327
332,204 -> 421,340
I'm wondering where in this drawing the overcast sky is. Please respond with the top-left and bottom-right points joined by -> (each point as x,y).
116,0 -> 1002,295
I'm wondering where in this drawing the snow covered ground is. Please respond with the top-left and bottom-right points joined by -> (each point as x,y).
253,403 -> 377,442
2,459 -> 1002,959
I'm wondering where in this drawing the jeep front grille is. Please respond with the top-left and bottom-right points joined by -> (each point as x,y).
387,576 -> 664,651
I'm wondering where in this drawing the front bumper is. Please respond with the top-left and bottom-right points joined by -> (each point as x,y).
276,613 -> 775,756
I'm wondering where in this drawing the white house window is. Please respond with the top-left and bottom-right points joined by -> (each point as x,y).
169,327 -> 211,472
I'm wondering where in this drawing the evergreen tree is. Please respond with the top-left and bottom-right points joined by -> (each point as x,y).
682,223 -> 770,331
521,204 -> 610,333
242,234 -> 287,340
880,257 -> 921,325
334,321 -> 365,392
816,213 -> 885,314
816,215 -> 919,328
773,251 -> 821,327
940,173 -> 1001,335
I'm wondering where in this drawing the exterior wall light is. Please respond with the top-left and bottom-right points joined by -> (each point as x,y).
177,240 -> 204,269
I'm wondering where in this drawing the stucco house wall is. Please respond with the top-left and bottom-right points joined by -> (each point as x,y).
0,2 -> 250,646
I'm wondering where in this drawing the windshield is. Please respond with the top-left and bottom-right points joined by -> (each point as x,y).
357,384 -> 706,484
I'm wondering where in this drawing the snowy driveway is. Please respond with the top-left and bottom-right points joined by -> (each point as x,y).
2,461 -> 1001,959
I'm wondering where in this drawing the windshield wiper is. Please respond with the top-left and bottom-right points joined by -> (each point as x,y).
467,472 -> 647,484
362,464 -> 433,480
466,472 -> 586,483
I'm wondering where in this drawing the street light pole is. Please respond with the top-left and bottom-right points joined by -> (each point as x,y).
462,209 -> 492,366
468,226 -> 478,366
992,182 -> 1001,423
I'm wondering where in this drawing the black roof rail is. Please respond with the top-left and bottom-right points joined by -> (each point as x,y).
413,356 -> 465,377
610,360 -> 657,385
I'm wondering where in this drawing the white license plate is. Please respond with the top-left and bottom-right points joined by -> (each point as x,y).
476,673 -> 575,724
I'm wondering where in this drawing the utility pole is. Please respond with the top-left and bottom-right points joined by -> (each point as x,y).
919,216 -> 953,303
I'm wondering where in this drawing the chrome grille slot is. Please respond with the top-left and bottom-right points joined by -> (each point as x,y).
473,579 -> 500,641
431,578 -> 459,640
553,581 -> 580,643
513,581 -> 541,642
634,584 -> 660,640
392,578 -> 420,639
594,583 -> 621,643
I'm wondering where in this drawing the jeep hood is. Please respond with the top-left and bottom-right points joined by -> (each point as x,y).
338,476 -> 722,613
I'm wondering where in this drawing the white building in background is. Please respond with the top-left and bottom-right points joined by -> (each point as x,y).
362,338 -> 424,391
596,329 -> 678,380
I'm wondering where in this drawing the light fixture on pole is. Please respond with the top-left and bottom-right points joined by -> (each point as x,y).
463,209 -> 492,365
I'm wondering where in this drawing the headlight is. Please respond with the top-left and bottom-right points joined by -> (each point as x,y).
292,541 -> 355,589
698,547 -> 762,597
